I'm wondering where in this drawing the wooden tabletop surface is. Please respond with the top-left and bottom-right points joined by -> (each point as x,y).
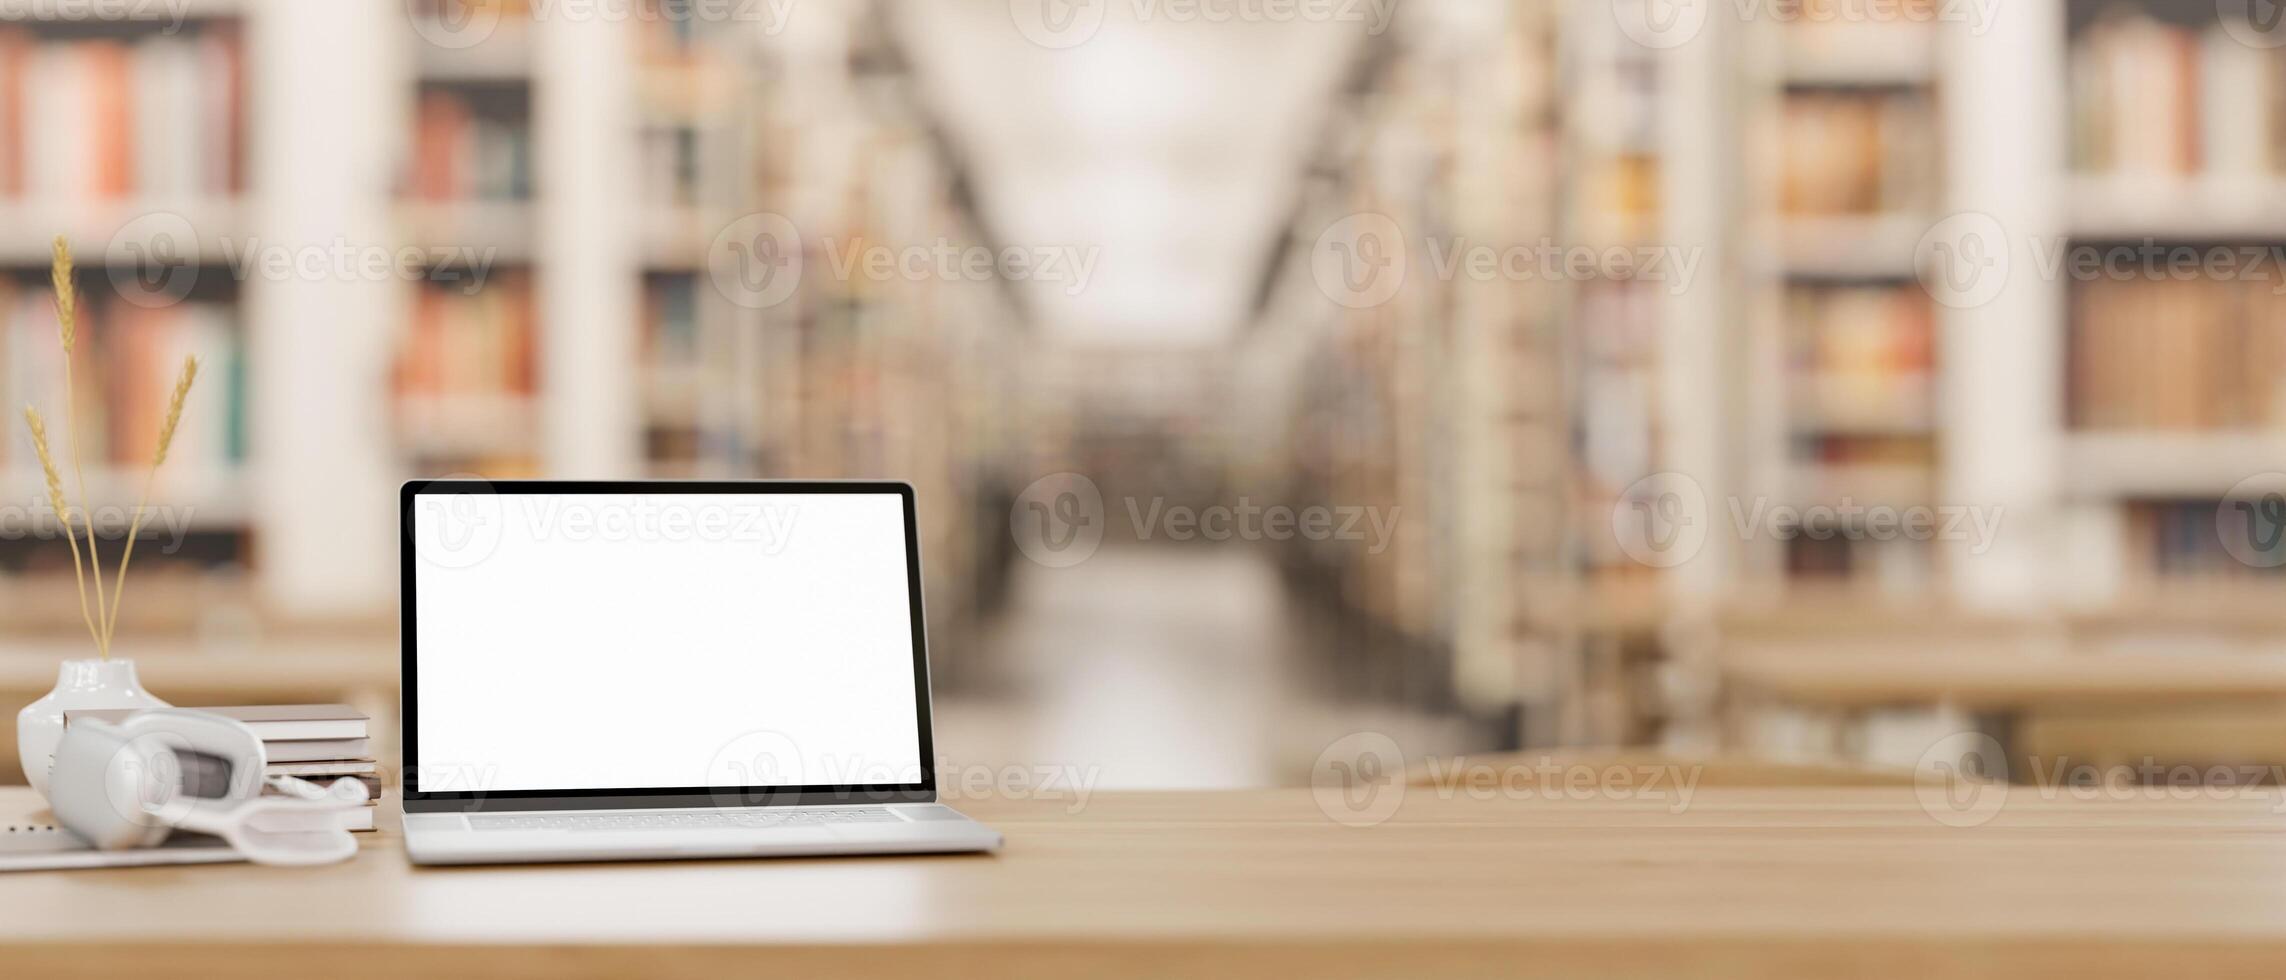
7,784 -> 2286,978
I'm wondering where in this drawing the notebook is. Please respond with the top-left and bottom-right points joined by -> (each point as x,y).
65,704 -> 369,741
0,795 -> 242,872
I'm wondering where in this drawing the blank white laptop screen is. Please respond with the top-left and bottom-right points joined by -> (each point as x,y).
412,491 -> 924,793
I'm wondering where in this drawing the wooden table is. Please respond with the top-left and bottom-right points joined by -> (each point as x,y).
7,784 -> 2286,978
1722,650 -> 2286,710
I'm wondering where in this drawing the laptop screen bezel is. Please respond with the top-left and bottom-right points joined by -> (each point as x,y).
399,479 -> 938,812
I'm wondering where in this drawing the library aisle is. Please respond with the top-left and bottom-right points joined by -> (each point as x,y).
1,0 -> 2285,800
934,544 -> 1495,789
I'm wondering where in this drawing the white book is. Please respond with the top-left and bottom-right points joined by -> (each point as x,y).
262,738 -> 372,763
197,31 -> 233,196
26,44 -> 91,200
131,37 -> 180,197
265,760 -> 378,777
2202,24 -> 2268,179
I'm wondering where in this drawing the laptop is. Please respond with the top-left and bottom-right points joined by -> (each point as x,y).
398,480 -> 1002,865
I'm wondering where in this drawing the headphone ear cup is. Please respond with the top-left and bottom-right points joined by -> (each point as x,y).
47,720 -> 176,851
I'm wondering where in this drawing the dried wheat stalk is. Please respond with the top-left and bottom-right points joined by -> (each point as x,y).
50,237 -> 110,658
23,406 -> 102,653
103,357 -> 198,646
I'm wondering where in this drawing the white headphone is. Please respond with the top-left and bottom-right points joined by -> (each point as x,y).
47,708 -> 367,866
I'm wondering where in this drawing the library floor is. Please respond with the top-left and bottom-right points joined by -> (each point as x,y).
932,545 -> 1497,789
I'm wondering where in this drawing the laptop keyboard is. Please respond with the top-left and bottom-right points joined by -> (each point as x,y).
468,808 -> 904,832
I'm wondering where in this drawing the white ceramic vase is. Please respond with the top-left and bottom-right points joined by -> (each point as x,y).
17,658 -> 169,799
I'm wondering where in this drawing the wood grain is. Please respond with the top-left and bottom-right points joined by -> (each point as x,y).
7,786 -> 2286,978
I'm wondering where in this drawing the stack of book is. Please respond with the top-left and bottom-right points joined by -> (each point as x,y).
2070,8 -> 2286,179
0,22 -> 246,202
409,85 -> 533,202
1778,88 -> 1936,216
2069,274 -> 2286,430
64,704 -> 378,832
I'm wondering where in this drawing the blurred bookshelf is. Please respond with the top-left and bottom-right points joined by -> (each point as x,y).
0,5 -> 252,635
1240,0 -> 1561,735
1743,2 -> 1949,597
2057,0 -> 2286,618
0,1 -> 1029,653
1550,0 -> 1675,746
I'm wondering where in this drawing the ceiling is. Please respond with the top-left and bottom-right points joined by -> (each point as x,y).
895,1 -> 1365,348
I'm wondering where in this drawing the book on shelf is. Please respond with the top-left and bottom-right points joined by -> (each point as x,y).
409,85 -> 532,202
1778,88 -> 1935,216
1785,282 -> 1934,432
636,125 -> 700,208
395,269 -> 536,402
2071,9 -> 2284,178
2069,274 -> 2286,430
0,286 -> 245,476
411,0 -> 532,28
0,22 -> 242,200
2129,498 -> 2286,579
